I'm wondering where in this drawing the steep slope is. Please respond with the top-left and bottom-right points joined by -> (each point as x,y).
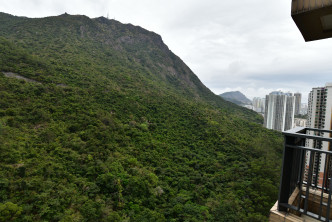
220,91 -> 252,106
0,12 -> 258,121
0,12 -> 282,221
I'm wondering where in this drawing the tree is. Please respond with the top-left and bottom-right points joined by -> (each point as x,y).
0,202 -> 22,221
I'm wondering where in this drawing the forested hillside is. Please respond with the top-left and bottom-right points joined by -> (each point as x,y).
0,12 -> 283,221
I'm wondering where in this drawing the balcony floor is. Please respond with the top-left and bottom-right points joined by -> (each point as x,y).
270,201 -> 320,222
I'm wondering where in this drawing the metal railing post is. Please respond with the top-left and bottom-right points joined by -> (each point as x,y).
278,134 -> 297,211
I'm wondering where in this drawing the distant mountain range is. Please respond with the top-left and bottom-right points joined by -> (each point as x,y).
219,91 -> 252,106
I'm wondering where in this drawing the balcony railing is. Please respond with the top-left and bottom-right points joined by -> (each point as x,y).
278,127 -> 332,221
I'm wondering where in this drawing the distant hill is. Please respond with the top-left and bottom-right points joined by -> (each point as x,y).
220,91 -> 252,105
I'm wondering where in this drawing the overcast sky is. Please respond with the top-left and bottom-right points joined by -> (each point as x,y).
2,0 -> 332,102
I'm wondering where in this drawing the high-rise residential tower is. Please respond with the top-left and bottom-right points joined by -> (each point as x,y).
252,97 -> 265,113
294,93 -> 302,115
264,91 -> 295,132
306,84 -> 332,130
305,83 -> 332,186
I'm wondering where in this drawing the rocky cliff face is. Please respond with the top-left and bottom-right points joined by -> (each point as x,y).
0,12 -> 212,99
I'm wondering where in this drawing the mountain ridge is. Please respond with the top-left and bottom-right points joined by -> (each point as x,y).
0,12 -> 261,122
219,91 -> 252,106
0,13 -> 208,95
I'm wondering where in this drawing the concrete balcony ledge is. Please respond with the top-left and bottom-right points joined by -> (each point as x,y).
270,201 -> 319,222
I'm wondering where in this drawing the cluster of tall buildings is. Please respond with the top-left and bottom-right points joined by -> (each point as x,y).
260,84 -> 332,187
263,91 -> 302,132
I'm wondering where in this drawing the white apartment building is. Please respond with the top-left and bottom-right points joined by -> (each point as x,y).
305,83 -> 332,186
294,118 -> 307,127
264,91 -> 295,132
294,93 -> 302,115
252,97 -> 265,113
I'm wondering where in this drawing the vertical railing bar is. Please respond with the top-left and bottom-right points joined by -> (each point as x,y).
315,152 -> 321,188
305,150 -> 315,214
278,135 -> 294,212
290,150 -> 295,198
319,154 -> 328,220
290,146 -> 300,197
325,176 -> 332,222
309,0 -> 311,10
314,152 -> 318,187
297,143 -> 306,211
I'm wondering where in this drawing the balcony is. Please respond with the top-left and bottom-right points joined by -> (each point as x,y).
291,0 -> 332,41
270,127 -> 332,221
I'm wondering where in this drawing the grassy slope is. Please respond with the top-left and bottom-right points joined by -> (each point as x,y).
0,13 -> 282,221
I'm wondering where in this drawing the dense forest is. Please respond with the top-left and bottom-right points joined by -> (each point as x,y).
0,12 -> 283,221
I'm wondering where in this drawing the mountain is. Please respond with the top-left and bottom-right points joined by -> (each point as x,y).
219,91 -> 252,106
0,12 -> 282,221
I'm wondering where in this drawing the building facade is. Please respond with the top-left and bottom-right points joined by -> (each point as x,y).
294,93 -> 302,115
294,118 -> 307,127
264,91 -> 295,132
305,83 -> 332,186
252,97 -> 265,113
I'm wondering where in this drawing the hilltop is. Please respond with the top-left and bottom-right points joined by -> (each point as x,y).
219,91 -> 252,106
0,12 -> 282,221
